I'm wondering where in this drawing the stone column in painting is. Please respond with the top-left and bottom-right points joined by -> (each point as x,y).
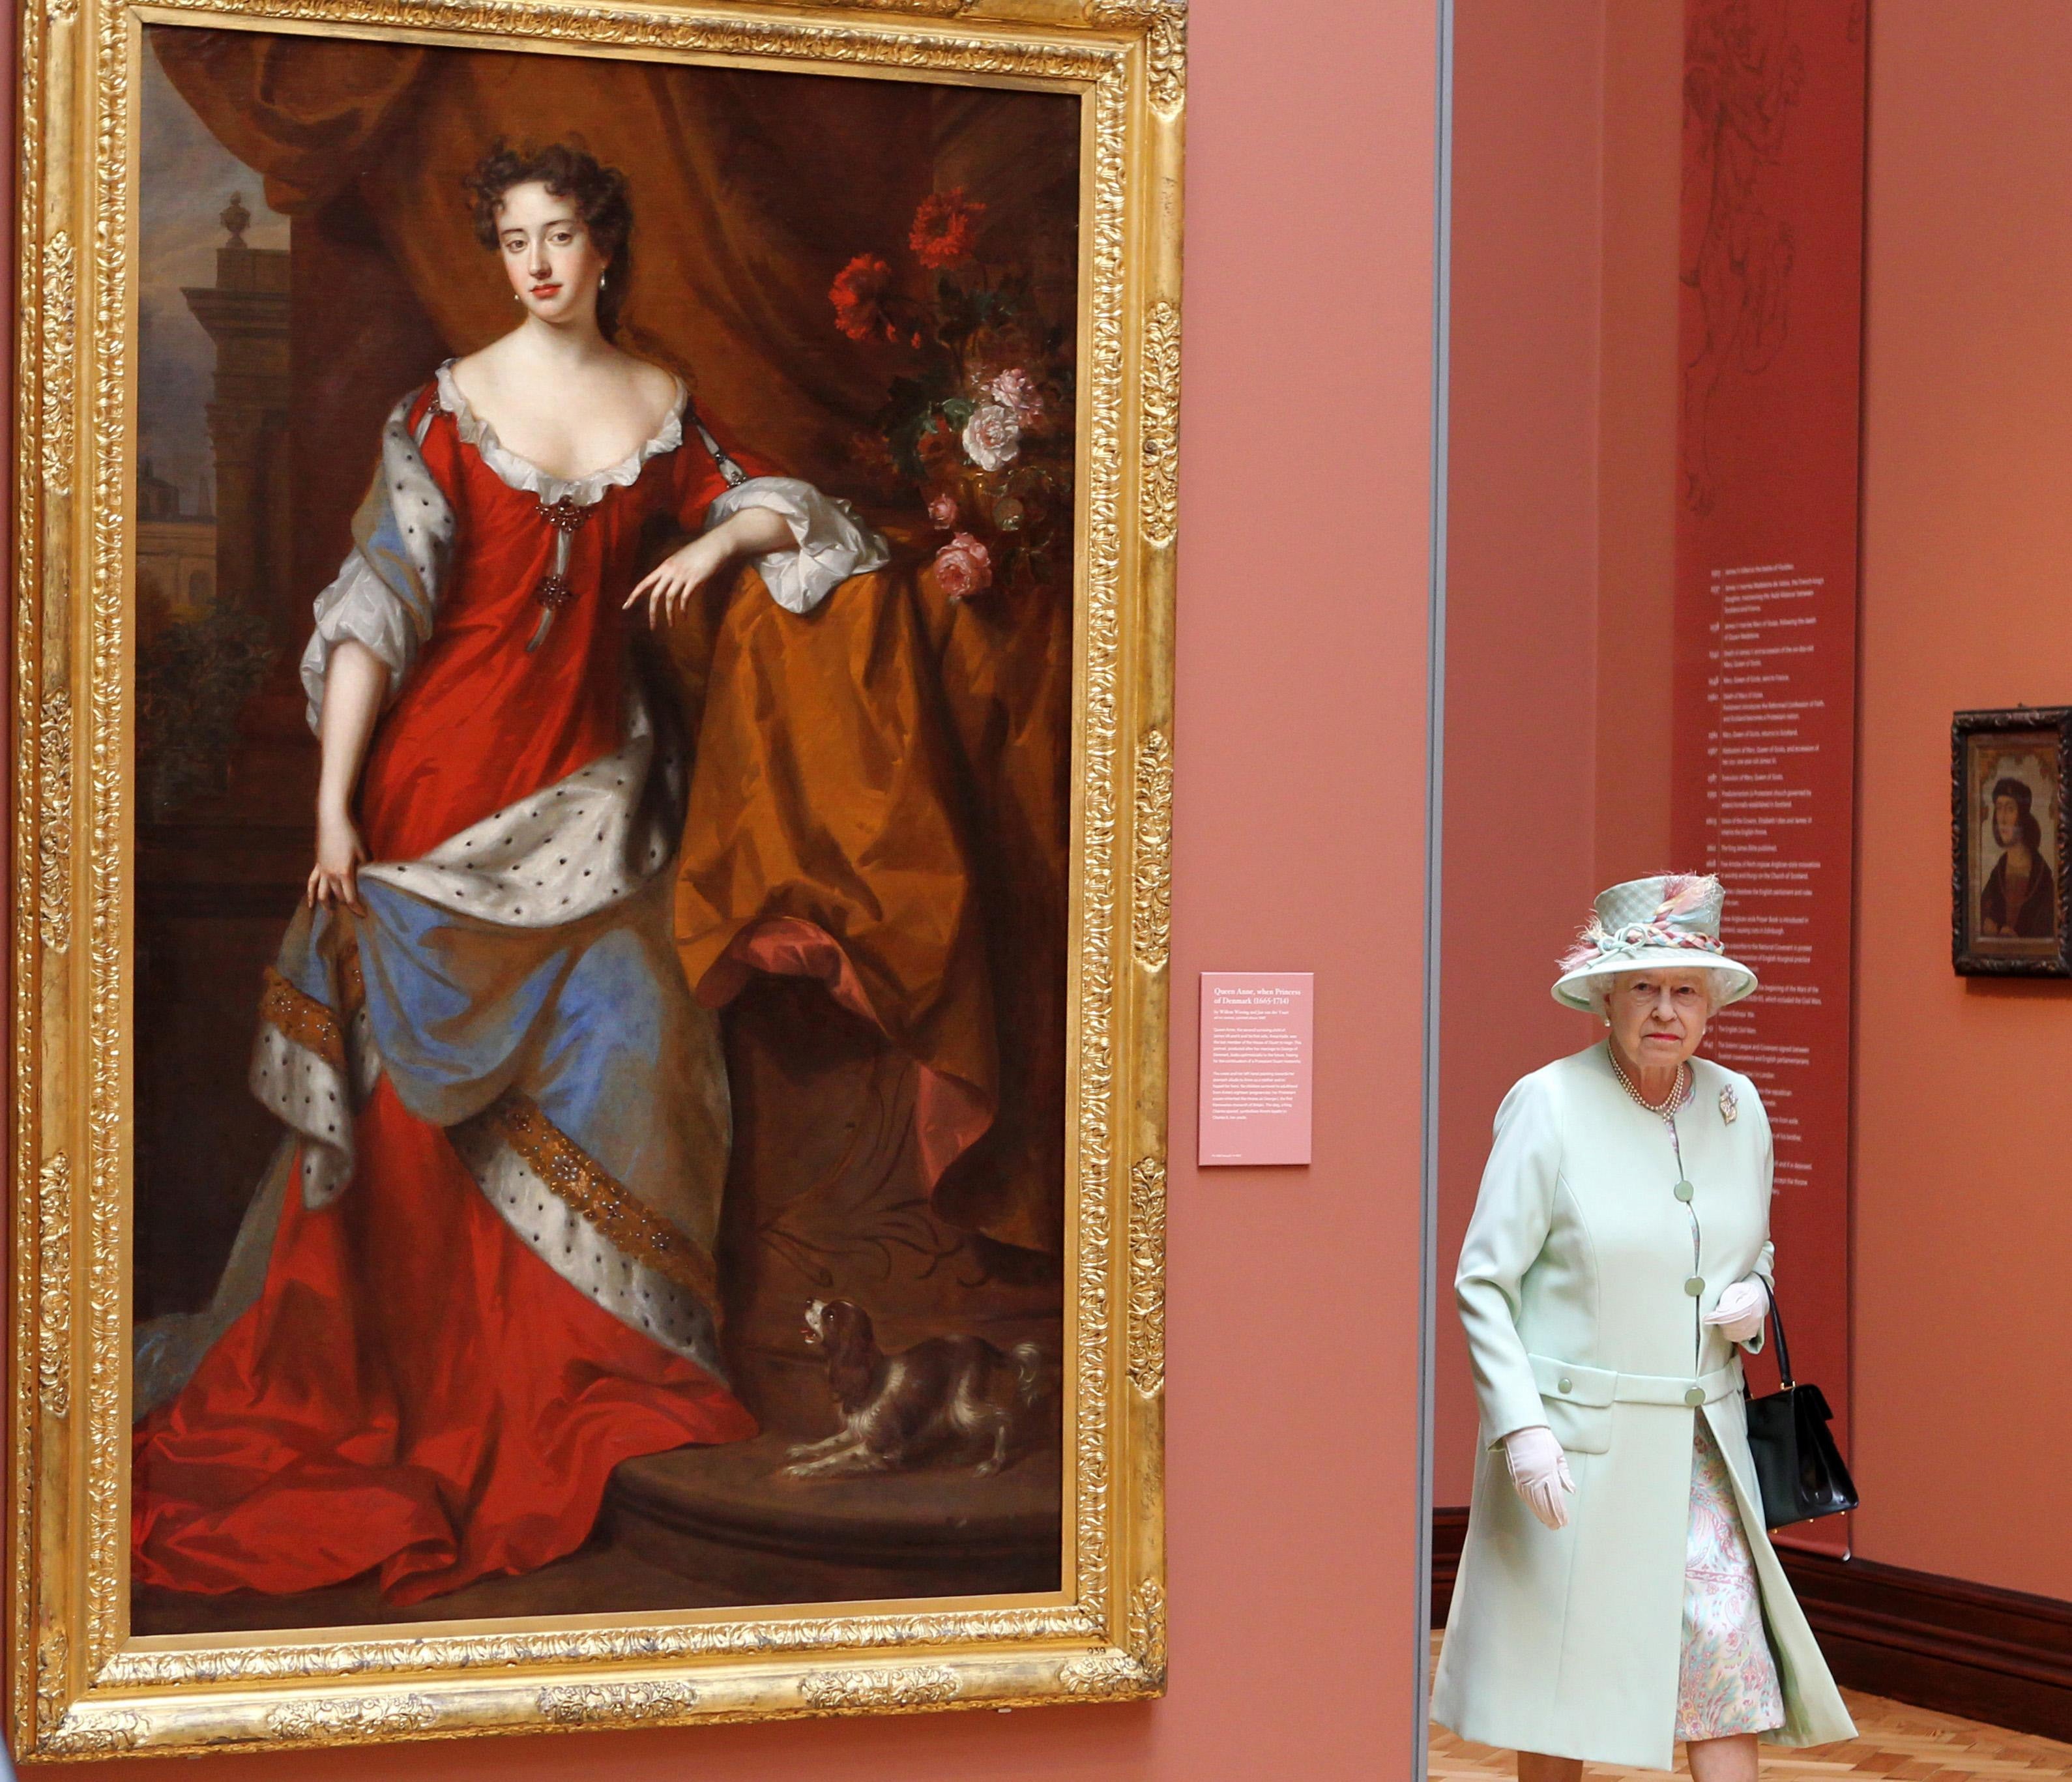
181,194 -> 292,647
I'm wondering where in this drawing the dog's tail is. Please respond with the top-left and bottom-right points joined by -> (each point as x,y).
1009,1341 -> 1047,1408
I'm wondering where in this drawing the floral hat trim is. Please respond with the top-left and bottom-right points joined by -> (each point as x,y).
1556,873 -> 1727,974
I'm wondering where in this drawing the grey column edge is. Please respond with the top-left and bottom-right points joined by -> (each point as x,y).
1412,0 -> 1455,1774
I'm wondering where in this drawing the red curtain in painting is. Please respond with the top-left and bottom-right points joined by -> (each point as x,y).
153,29 -> 1078,1251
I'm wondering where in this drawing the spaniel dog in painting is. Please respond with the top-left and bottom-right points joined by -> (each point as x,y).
784,1299 -> 1046,1479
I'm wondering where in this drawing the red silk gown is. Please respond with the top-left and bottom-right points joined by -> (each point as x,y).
132,383 -> 765,1605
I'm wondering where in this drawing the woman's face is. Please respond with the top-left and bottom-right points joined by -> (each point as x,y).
1994,795 -> 2023,849
1603,969 -> 1711,1075
494,181 -> 607,329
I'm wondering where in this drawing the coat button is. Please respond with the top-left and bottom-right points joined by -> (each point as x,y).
1558,1376 -> 1573,1394
1685,1275 -> 1705,1296
1674,1180 -> 1695,1202
1684,1386 -> 1706,1407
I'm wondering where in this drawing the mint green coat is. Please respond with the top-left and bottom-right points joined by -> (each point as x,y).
1430,1043 -> 1855,1772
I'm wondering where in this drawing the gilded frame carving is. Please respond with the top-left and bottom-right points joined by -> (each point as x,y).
8,0 -> 1180,1755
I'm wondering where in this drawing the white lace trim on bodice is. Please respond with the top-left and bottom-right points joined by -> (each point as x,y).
434,359 -> 687,506
301,373 -> 892,731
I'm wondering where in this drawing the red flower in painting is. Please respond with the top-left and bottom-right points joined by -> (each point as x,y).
916,413 -> 959,469
830,254 -> 897,342
849,428 -> 899,488
909,188 -> 986,270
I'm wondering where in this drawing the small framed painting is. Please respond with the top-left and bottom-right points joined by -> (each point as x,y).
1951,707 -> 2072,976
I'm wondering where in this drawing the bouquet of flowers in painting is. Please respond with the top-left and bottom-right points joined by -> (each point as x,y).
832,188 -> 1073,601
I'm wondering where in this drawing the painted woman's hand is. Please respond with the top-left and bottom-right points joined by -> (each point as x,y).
624,532 -> 733,630
308,806 -> 368,914
1502,1424 -> 1574,1531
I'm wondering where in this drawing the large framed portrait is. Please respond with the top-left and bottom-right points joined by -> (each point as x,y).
1951,708 -> 2071,976
10,0 -> 1180,1756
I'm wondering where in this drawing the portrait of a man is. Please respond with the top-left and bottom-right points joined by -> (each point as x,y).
1954,714 -> 2071,975
1979,774 -> 2058,939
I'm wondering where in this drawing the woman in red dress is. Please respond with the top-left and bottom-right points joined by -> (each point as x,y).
132,143 -> 886,1606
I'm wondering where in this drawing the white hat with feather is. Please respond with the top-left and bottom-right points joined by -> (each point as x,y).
1551,873 -> 1758,1010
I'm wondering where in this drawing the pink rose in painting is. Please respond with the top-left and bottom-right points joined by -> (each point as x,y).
961,402 -> 1021,472
934,532 -> 993,602
988,368 -> 1043,426
927,489 -> 959,529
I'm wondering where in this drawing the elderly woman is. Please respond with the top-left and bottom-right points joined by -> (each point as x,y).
1431,875 -> 1855,1778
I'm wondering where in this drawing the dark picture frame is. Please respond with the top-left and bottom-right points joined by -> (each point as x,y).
1951,707 -> 2072,976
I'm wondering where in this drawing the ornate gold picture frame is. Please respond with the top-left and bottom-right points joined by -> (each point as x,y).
10,0 -> 1179,1756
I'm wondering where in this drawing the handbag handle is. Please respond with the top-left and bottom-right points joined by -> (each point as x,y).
1756,1276 -> 1795,1390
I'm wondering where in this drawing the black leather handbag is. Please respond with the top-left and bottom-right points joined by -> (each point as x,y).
1742,1279 -> 1859,1529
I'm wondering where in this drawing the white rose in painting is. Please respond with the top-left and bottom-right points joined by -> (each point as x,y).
988,368 -> 1044,426
961,402 -> 1021,472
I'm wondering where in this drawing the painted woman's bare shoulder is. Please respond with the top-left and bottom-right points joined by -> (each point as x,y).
446,340 -> 513,411
616,353 -> 682,418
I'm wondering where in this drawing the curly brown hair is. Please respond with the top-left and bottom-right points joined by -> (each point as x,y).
463,141 -> 634,339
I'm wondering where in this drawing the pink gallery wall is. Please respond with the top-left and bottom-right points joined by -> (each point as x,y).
1434,0 -> 1607,1506
1434,0 -> 1680,1507
5,0 -> 1444,1774
1590,0 -> 1679,884
1848,0 -> 2072,1601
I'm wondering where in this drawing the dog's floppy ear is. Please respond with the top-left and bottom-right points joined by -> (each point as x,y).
826,1299 -> 873,1351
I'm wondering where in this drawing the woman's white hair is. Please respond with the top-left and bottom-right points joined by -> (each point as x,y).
1583,969 -> 1732,1018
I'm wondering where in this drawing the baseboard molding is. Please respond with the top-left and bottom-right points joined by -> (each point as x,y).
1430,1505 -> 1466,1629
1779,1545 -> 2072,1744
1428,1507 -> 2072,1743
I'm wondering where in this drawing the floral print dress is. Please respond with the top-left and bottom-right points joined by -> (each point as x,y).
1674,1419 -> 1787,1740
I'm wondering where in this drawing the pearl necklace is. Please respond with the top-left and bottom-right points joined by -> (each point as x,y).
1607,1047 -> 1690,1120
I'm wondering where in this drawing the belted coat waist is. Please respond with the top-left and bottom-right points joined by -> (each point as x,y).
1528,1352 -> 1742,1409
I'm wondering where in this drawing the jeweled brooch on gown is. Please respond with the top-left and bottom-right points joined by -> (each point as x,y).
1719,1085 -> 1738,1125
528,497 -> 592,652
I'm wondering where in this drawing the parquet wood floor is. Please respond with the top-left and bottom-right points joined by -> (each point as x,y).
1428,1637 -> 2072,1779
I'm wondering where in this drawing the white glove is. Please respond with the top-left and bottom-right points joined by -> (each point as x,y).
1502,1425 -> 1575,1530
1704,1278 -> 1767,1345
